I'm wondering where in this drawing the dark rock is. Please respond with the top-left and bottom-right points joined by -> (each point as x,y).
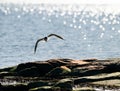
53,78 -> 73,91
14,62 -> 54,76
0,67 -> 15,72
17,67 -> 40,77
0,83 -> 3,91
28,81 -> 50,89
29,86 -> 52,91
103,62 -> 120,73
1,84 -> 28,91
70,61 -> 105,77
0,72 -> 14,77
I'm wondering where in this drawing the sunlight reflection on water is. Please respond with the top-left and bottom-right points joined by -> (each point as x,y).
0,4 -> 120,68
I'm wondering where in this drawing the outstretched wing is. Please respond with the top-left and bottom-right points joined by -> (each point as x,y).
34,38 -> 44,54
48,34 -> 64,40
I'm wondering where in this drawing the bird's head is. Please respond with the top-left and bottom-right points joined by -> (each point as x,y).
44,37 -> 47,42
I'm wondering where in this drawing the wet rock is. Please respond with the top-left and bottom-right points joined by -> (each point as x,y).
28,81 -> 50,89
0,83 -> 2,91
0,72 -> 14,77
29,86 -> 52,91
0,67 -> 15,72
53,78 -> 73,91
17,67 -> 40,77
46,66 -> 71,77
73,87 -> 95,91
103,62 -> 120,73
1,84 -> 28,91
71,65 -> 104,77
14,62 -> 54,76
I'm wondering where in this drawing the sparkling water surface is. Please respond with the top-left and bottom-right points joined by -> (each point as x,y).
0,4 -> 120,68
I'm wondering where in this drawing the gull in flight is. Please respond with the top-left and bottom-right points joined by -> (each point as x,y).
34,34 -> 64,54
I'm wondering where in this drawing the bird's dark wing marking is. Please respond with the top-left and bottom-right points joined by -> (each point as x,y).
34,38 -> 44,54
48,34 -> 64,40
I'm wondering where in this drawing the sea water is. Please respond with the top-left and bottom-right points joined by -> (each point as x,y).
0,3 -> 120,68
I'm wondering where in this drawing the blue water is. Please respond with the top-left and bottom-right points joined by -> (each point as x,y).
0,3 -> 120,68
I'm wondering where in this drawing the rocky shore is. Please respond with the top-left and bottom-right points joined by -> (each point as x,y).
0,58 -> 120,91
